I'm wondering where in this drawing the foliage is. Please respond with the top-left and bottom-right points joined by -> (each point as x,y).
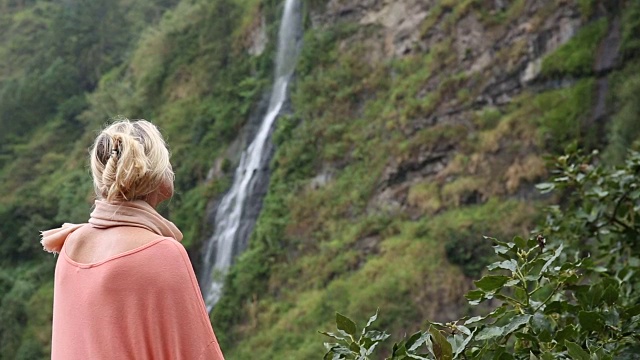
541,18 -> 608,78
212,2 -> 640,358
321,311 -> 390,360
444,231 -> 493,279
1,0 -> 639,359
322,148 -> 640,359
577,0 -> 596,19
536,147 -> 640,256
534,78 -> 596,151
620,0 -> 640,61
604,64 -> 640,164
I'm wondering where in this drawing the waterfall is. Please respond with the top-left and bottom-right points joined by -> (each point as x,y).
199,0 -> 302,311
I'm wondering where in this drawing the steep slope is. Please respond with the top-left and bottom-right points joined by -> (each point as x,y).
0,0 -> 639,359
213,0 -> 640,358
0,0 -> 276,357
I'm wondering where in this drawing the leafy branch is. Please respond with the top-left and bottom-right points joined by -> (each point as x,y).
322,149 -> 640,359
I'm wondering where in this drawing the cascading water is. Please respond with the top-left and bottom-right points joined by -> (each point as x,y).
199,0 -> 302,311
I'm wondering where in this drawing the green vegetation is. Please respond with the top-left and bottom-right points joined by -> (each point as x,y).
212,1 -> 640,358
323,149 -> 640,359
1,0 -> 640,359
0,0 -> 277,357
534,78 -> 596,150
541,18 -> 608,78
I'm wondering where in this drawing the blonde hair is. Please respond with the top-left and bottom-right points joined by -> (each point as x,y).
90,119 -> 174,203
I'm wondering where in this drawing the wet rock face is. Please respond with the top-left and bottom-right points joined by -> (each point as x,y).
455,14 -> 489,64
248,15 -> 268,56
306,0 -> 593,213
359,0 -> 429,56
314,0 -> 432,57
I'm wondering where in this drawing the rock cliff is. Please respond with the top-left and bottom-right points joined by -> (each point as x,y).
215,1 -> 639,358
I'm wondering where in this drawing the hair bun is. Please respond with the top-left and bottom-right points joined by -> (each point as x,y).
90,119 -> 172,202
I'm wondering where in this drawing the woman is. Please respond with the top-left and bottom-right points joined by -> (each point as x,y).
41,119 -> 225,359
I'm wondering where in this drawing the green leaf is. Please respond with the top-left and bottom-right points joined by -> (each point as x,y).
539,352 -> 555,360
500,314 -> 532,337
407,353 -> 430,360
578,311 -> 605,332
392,342 -> 400,356
515,332 -> 537,342
573,285 -> 592,308
348,341 -> 360,353
320,331 -> 346,341
586,283 -> 604,307
363,330 -> 390,342
593,347 -> 613,360
487,259 -> 518,272
407,354 -> 430,360
474,275 -> 510,292
336,313 -> 357,338
475,314 -> 531,341
407,331 -> 430,352
531,313 -> 553,335
475,326 -> 503,341
539,243 -> 563,275
463,315 -> 484,325
405,331 -> 423,351
364,309 -> 379,330
602,284 -> 619,305
622,304 -> 640,319
514,287 -> 528,304
555,324 -> 577,343
536,182 -> 555,193
455,325 -> 471,336
324,344 -> 351,359
493,244 -> 512,256
565,341 -> 590,360
544,301 -> 566,314
514,236 -> 527,249
603,308 -> 620,327
452,329 -> 475,357
429,326 -> 452,360
538,330 -> 552,342
465,290 -> 485,301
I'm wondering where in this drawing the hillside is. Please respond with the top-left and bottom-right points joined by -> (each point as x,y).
214,0 -> 640,358
0,0 -> 639,358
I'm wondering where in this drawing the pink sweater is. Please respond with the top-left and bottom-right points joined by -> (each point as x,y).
52,237 -> 224,359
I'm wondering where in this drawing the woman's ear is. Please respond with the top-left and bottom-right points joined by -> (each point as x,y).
158,176 -> 174,203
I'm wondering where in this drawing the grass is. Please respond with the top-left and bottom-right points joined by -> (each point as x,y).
441,176 -> 487,207
223,196 -> 536,359
577,0 -> 596,19
604,62 -> 640,163
225,218 -> 467,359
2,0 -> 638,358
533,78 -> 596,149
407,181 -> 442,215
541,18 -> 609,78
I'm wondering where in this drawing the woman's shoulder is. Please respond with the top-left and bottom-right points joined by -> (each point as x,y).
113,236 -> 190,268
86,237 -> 197,291
132,238 -> 202,295
143,236 -> 190,263
135,238 -> 195,274
63,225 -> 184,266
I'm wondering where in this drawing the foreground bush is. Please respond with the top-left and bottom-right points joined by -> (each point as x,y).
321,148 -> 640,359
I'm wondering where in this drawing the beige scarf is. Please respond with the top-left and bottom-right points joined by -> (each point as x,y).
41,200 -> 183,254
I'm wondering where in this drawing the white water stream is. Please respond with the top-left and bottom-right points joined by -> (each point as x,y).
200,0 -> 302,311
